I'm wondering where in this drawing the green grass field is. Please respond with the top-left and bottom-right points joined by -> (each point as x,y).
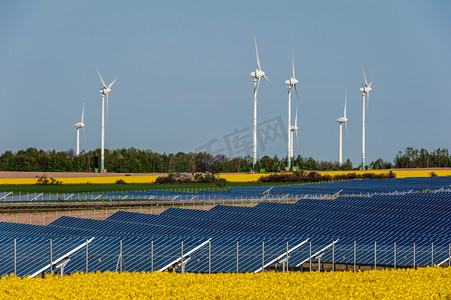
0,181 -> 300,194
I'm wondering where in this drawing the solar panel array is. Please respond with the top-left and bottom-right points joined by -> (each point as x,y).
0,177 -> 450,276
2,176 -> 450,202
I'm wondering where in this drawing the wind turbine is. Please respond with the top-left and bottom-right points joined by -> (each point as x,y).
72,97 -> 87,156
250,37 -> 270,171
336,94 -> 348,166
97,69 -> 117,172
359,66 -> 372,169
285,54 -> 299,169
290,103 -> 299,160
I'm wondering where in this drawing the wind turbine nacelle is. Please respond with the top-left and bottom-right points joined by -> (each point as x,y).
360,87 -> 365,93
290,125 -> 298,131
99,88 -> 110,95
336,117 -> 347,123
256,70 -> 265,78
73,122 -> 84,128
285,79 -> 291,85
250,71 -> 256,78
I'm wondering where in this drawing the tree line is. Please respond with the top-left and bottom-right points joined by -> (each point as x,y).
0,147 -> 449,173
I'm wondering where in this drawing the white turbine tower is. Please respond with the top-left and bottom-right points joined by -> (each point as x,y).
72,97 -> 87,156
285,53 -> 299,169
250,37 -> 270,171
359,66 -> 372,169
97,70 -> 117,172
336,94 -> 348,166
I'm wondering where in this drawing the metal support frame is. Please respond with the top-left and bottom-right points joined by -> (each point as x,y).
0,192 -> 12,201
413,243 -> 416,269
374,241 -> 377,269
332,240 -> 335,272
116,239 -> 125,273
353,241 -> 356,271
236,241 -> 239,273
150,240 -> 154,272
159,239 -> 211,272
296,240 -> 339,268
431,242 -> 434,267
31,193 -> 43,201
394,242 -> 396,270
50,239 -> 53,275
254,239 -> 309,273
30,238 -> 95,278
14,238 -> 17,276
208,240 -> 211,274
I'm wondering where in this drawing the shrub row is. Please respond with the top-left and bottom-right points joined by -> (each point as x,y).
258,171 -> 396,183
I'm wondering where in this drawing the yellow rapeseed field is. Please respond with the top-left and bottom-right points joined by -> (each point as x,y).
0,169 -> 450,185
1,268 -> 450,299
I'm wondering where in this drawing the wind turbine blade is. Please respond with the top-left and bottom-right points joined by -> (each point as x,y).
292,50 -> 295,78
97,69 -> 107,88
82,127 -> 87,148
369,81 -> 373,88
294,102 -> 298,127
81,97 -> 85,123
345,122 -> 349,142
295,129 -> 300,154
294,85 -> 300,102
254,36 -> 261,70
362,65 -> 368,86
108,78 -> 117,89
366,92 -> 370,119
263,74 -> 270,83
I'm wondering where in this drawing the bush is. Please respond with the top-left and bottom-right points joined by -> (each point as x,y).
115,179 -> 127,184
258,171 -> 395,183
429,172 -> 438,177
36,174 -> 62,185
155,172 -> 228,186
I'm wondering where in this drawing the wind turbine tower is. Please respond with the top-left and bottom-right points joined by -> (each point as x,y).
72,97 -> 87,156
359,66 -> 372,169
284,54 -> 299,169
336,94 -> 348,166
250,37 -> 270,171
97,70 -> 117,172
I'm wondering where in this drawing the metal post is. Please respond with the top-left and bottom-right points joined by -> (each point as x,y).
332,240 -> 335,272
286,241 -> 289,273
86,238 -> 89,273
14,238 -> 17,276
309,241 -> 312,271
394,242 -> 396,270
449,243 -> 451,267
236,241 -> 239,273
431,242 -> 434,267
50,238 -> 53,275
43,212 -> 45,225
262,241 -> 265,272
208,240 -> 211,274
181,240 -> 184,273
317,254 -> 321,273
94,209 -> 96,220
353,241 -> 356,272
29,213 -> 31,225
119,239 -> 122,273
413,243 -> 416,269
151,240 -> 154,272
374,241 -> 377,270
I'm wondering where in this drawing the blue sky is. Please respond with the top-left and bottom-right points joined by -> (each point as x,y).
0,0 -> 450,166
